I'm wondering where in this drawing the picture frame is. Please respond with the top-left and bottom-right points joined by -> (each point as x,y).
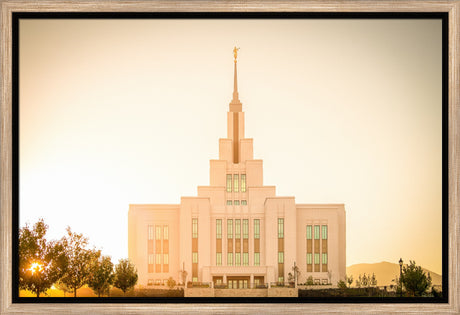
1,0 -> 459,314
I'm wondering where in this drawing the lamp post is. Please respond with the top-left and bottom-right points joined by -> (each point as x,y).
399,258 -> 403,297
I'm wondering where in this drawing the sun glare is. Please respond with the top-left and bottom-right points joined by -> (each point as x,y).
29,262 -> 43,275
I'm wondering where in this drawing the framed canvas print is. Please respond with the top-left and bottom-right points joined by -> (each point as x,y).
1,1 -> 459,314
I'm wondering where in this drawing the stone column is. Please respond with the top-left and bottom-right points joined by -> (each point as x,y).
250,274 -> 254,288
223,274 -> 227,285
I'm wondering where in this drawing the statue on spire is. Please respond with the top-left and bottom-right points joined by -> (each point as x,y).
233,47 -> 240,63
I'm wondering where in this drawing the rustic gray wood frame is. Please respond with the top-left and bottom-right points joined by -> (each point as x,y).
1,1 -> 458,314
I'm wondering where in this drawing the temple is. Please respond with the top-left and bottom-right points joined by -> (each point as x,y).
128,48 -> 346,291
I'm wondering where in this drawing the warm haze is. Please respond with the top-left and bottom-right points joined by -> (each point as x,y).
19,19 -> 442,274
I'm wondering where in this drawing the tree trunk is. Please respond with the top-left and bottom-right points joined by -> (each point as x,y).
74,287 -> 77,297
36,288 -> 40,298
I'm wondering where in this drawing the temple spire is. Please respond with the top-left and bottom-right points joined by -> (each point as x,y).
229,47 -> 242,112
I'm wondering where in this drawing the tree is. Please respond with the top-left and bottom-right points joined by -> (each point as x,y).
55,279 -> 72,297
369,273 -> 377,287
361,273 -> 369,287
87,255 -> 114,297
345,274 -> 353,288
113,259 -> 138,295
19,219 -> 67,297
400,260 -> 432,297
355,274 -> 362,288
337,279 -> 347,289
59,227 -> 101,297
167,277 -> 176,289
431,286 -> 441,298
306,276 -> 314,285
391,276 -> 402,295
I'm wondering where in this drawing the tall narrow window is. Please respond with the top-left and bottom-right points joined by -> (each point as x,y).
254,252 -> 260,266
314,225 -> 320,239
241,174 -> 246,192
254,219 -> 260,266
278,218 -> 284,238
306,224 -> 313,272
235,220 -> 241,238
192,212 -> 198,283
156,253 -> 161,264
155,225 -> 162,273
234,200 -> 240,206
254,219 -> 260,239
243,253 -> 249,266
156,226 -> 162,240
192,218 -> 198,238
278,218 -> 284,281
235,253 -> 241,266
241,200 -> 247,205
306,225 -> 312,240
163,225 -> 169,272
148,226 -> 154,240
314,253 -> 320,264
192,252 -> 198,263
216,219 -> 222,239
227,220 -> 233,239
234,174 -> 239,192
227,253 -> 233,266
307,253 -> 312,265
278,252 -> 284,263
226,174 -> 232,192
163,226 -> 169,240
216,253 -> 222,266
322,225 -> 328,239
243,219 -> 249,239
322,253 -> 328,264
226,200 -> 232,205
148,225 -> 154,273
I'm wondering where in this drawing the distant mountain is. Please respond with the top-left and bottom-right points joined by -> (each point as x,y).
346,262 -> 441,287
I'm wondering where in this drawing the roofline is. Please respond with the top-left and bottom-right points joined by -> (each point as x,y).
129,204 -> 179,207
197,186 -> 225,189
296,203 -> 345,207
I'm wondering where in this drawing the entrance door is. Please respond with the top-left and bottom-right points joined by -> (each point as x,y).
227,276 -> 250,288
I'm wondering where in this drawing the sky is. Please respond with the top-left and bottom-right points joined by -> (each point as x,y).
19,19 -> 443,274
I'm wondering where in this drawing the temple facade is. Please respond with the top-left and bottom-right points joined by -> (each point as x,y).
128,48 -> 346,289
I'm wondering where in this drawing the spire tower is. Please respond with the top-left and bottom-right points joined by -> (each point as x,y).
227,47 -> 244,164
229,47 -> 242,112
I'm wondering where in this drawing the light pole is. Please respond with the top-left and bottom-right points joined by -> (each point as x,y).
399,258 -> 403,297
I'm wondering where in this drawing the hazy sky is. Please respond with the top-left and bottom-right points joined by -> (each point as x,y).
19,19 -> 442,274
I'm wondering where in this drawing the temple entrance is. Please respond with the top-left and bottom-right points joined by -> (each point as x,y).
227,276 -> 250,289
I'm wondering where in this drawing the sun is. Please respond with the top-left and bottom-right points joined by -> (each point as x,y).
29,262 -> 43,275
